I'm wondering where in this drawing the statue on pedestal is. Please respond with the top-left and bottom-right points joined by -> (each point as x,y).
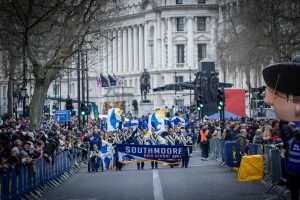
140,68 -> 151,102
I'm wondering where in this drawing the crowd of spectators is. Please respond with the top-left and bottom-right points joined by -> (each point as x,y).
0,117 -> 89,174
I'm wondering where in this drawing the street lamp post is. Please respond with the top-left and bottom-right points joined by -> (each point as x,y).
22,44 -> 28,118
189,67 -> 192,106
85,50 -> 89,124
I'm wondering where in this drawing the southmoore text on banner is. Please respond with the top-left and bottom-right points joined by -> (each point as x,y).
116,144 -> 184,165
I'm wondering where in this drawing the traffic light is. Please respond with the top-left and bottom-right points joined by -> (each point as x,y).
66,99 -> 74,110
197,95 -> 204,110
52,105 -> 57,113
217,88 -> 225,110
80,103 -> 86,116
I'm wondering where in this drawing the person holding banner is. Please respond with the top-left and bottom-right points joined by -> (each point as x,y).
180,132 -> 193,168
147,132 -> 160,169
113,133 -> 125,171
134,131 -> 145,170
166,131 -> 180,168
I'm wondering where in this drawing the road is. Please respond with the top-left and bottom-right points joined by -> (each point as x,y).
43,150 -> 274,200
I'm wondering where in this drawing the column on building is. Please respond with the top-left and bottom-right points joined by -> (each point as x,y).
187,16 -> 194,69
138,24 -> 144,72
133,25 -> 139,73
122,28 -> 128,73
167,18 -> 173,69
154,18 -> 161,70
102,37 -> 108,73
112,30 -> 117,74
117,29 -> 123,74
161,18 -> 166,69
128,26 -> 133,72
144,21 -> 149,69
107,34 -> 112,73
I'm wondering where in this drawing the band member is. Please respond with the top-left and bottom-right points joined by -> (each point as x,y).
134,131 -> 145,170
180,132 -> 193,168
166,131 -> 180,168
112,133 -> 124,171
147,132 -> 159,169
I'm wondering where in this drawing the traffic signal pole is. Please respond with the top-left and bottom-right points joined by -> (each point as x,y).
81,51 -> 85,126
77,45 -> 81,127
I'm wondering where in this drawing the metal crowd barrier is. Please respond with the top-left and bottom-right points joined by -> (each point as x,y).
208,139 -> 290,199
0,149 -> 87,200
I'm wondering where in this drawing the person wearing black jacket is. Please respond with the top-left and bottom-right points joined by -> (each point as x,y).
236,129 -> 249,163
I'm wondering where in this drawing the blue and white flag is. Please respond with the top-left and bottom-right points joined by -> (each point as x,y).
107,108 -> 122,132
164,117 -> 173,128
138,118 -> 148,130
101,140 -> 114,170
148,110 -> 166,133
124,120 -> 139,128
171,116 -> 185,126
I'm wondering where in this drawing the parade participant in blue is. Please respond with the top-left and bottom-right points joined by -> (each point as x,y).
262,54 -> 300,200
180,131 -> 193,168
112,132 -> 124,171
166,131 -> 180,146
165,130 -> 180,168
134,130 -> 145,170
146,129 -> 162,169
89,129 -> 102,151
188,127 -> 197,157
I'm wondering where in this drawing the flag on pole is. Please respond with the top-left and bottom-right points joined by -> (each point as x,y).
92,103 -> 99,121
100,73 -> 109,87
107,108 -> 122,132
113,73 -> 121,86
96,75 -> 102,88
108,74 -> 117,86
148,110 -> 166,133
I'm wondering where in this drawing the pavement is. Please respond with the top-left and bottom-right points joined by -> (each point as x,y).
43,149 -> 275,200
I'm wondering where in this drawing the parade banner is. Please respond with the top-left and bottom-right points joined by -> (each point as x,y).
116,144 -> 183,165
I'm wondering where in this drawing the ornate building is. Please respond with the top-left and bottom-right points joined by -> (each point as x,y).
91,0 -> 220,113
0,0 -> 220,116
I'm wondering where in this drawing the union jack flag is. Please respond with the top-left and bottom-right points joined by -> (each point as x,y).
96,75 -> 102,88
113,73 -> 121,86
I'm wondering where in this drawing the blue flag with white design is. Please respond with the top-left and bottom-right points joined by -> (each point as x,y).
107,108 -> 122,132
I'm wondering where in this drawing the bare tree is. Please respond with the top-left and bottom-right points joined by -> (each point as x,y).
0,0 -> 121,130
218,0 -> 300,87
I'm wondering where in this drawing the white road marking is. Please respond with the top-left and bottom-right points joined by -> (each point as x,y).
153,170 -> 164,200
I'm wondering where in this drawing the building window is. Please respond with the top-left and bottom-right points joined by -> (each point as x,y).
176,0 -> 183,4
197,44 -> 206,62
197,17 -> 206,31
177,17 -> 184,31
150,44 -> 154,65
198,0 -> 205,4
177,44 -> 185,63
175,76 -> 184,83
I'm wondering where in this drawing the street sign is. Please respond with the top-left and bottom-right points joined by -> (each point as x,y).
55,110 -> 71,122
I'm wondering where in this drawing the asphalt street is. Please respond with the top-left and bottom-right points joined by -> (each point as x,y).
43,150 -> 275,200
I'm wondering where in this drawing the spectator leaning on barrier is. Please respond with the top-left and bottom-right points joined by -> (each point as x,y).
236,129 -> 249,162
271,119 -> 282,143
253,129 -> 264,145
263,125 -> 273,144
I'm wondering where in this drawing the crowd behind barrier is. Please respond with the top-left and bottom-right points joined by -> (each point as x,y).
208,138 -> 291,199
0,117 -> 91,200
